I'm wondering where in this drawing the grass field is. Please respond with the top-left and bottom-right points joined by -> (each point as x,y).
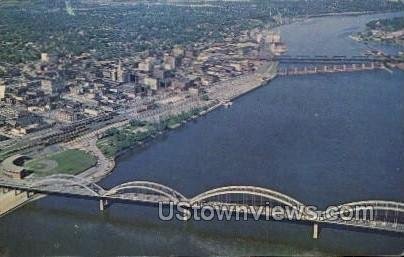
24,149 -> 97,177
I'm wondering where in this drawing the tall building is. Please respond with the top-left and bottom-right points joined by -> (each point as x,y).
41,80 -> 58,94
163,54 -> 175,70
172,46 -> 185,57
116,61 -> 129,83
163,54 -> 181,71
41,53 -> 50,62
111,69 -> 118,81
41,53 -> 56,63
138,59 -> 153,72
0,81 -> 5,101
144,77 -> 158,91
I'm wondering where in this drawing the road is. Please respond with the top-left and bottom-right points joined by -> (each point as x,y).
1,60 -> 277,184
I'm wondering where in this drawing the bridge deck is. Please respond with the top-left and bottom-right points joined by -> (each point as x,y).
0,176 -> 403,234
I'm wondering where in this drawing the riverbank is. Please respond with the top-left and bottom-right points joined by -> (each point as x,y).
306,11 -> 377,18
0,8 -> 294,218
0,59 -> 278,218
0,9 -> 391,217
351,16 -> 404,47
0,189 -> 47,217
95,61 -> 278,169
1,10 -> 404,256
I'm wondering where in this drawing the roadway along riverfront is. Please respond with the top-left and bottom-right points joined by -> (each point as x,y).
0,60 -> 278,217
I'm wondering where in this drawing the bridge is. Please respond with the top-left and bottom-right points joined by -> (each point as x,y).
268,55 -> 401,64
277,62 -> 385,76
266,55 -> 403,76
0,174 -> 403,239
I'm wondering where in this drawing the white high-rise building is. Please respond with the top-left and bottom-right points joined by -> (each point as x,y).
0,81 -> 5,100
41,53 -> 50,62
116,61 -> 128,83
41,53 -> 56,63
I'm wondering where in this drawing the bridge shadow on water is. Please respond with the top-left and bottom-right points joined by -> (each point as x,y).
21,194 -> 404,240
319,222 -> 404,238
3,195 -> 402,255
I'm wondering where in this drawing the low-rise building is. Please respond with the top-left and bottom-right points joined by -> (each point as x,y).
54,109 -> 78,123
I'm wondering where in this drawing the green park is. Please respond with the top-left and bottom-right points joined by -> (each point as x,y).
24,149 -> 97,177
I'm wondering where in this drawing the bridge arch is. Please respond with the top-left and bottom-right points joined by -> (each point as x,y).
319,200 -> 404,224
321,200 -> 404,215
103,181 -> 187,203
190,186 -> 307,215
333,200 -> 404,211
29,174 -> 105,196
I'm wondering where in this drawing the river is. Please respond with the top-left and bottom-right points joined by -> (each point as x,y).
0,12 -> 403,256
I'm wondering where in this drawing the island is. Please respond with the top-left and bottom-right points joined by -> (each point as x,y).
352,16 -> 404,46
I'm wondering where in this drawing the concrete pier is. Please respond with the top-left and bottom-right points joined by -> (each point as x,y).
313,223 -> 319,239
99,199 -> 108,211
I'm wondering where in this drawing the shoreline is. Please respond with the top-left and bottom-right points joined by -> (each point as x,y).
1,8 -> 400,216
350,34 -> 404,48
0,60 -> 278,219
2,9 -> 399,216
303,10 -> 404,19
61,9 -> 403,183
305,11 -> 377,18
349,13 -> 404,49
104,62 -> 278,178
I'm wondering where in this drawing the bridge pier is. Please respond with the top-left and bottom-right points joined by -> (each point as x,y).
26,191 -> 34,198
1,187 -> 10,194
313,223 -> 319,239
99,199 -> 109,211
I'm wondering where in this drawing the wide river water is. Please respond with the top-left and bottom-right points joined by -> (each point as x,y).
0,12 -> 403,256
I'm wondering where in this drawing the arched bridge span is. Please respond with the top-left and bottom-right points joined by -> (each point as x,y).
0,175 -> 403,236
